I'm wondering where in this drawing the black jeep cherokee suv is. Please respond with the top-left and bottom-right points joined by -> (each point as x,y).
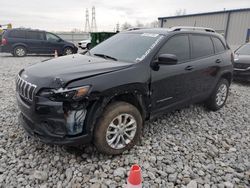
16,27 -> 233,155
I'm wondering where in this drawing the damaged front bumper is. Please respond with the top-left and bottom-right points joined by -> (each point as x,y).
16,93 -> 92,146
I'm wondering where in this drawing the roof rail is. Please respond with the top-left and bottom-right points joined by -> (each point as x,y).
170,26 -> 215,33
126,27 -> 146,31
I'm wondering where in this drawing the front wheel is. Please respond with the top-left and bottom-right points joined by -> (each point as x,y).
205,78 -> 229,111
94,102 -> 143,155
63,47 -> 73,56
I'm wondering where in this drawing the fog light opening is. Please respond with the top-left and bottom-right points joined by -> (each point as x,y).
65,109 -> 87,135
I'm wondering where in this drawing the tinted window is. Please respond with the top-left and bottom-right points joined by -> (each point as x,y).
26,31 -> 44,40
8,30 -> 25,38
46,33 -> 60,42
212,37 -> 225,53
158,35 -> 190,62
191,35 -> 214,59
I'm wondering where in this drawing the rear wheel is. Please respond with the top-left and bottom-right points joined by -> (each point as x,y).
63,47 -> 73,55
94,102 -> 142,155
206,78 -> 229,111
13,46 -> 27,57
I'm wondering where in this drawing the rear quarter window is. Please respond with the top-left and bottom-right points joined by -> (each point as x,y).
212,37 -> 226,53
191,35 -> 214,59
8,30 -> 26,38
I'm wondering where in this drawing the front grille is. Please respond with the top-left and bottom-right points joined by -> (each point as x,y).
234,63 -> 250,70
16,75 -> 37,101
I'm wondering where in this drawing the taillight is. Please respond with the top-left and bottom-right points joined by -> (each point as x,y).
2,38 -> 7,45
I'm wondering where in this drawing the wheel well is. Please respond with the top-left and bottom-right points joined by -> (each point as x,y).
221,72 -> 232,85
63,46 -> 73,51
13,45 -> 27,51
109,93 -> 147,120
13,45 -> 28,54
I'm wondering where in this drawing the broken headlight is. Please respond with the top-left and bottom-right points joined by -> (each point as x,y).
40,86 -> 91,101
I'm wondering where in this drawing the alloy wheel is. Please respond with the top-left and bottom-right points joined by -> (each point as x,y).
16,48 -> 26,57
215,83 -> 228,106
106,113 -> 137,150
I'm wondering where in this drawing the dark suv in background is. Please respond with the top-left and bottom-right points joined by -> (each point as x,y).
16,27 -> 233,155
0,28 -> 78,57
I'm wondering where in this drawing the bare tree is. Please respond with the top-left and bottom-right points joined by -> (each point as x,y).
175,9 -> 187,16
121,22 -> 133,30
135,21 -> 144,28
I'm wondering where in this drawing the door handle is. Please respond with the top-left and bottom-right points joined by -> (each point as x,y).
185,65 -> 193,71
215,59 -> 222,63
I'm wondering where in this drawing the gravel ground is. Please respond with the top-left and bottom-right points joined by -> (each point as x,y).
0,53 -> 249,188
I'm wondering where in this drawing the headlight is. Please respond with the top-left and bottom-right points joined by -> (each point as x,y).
39,86 -> 91,101
234,58 -> 239,62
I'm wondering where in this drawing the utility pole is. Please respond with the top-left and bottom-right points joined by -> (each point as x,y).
116,23 -> 120,32
91,6 -> 97,32
84,9 -> 90,32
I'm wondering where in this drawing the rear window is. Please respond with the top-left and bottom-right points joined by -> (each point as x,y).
8,30 -> 26,38
191,35 -> 214,59
212,37 -> 226,53
26,31 -> 44,40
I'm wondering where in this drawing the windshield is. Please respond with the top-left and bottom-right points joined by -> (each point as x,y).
235,44 -> 250,55
89,33 -> 164,63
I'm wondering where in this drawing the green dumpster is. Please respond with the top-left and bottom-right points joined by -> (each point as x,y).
90,32 -> 117,48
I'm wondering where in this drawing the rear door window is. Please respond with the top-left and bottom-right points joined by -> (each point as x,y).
26,31 -> 44,40
212,37 -> 226,53
158,35 -> 190,62
191,35 -> 214,59
8,30 -> 26,38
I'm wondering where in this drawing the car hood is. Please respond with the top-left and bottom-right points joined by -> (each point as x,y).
79,39 -> 91,43
22,54 -> 133,88
234,54 -> 250,64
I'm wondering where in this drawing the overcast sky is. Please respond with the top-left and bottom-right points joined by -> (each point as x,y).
1,0 -> 249,32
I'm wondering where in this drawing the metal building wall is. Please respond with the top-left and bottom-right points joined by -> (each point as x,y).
226,11 -> 250,48
162,13 -> 228,34
159,9 -> 250,49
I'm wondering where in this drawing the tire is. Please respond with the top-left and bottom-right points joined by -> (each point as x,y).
205,78 -> 229,111
13,46 -> 27,57
94,101 -> 143,155
86,43 -> 91,50
63,47 -> 73,56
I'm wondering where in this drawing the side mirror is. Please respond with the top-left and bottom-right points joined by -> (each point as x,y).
57,38 -> 63,42
157,54 -> 178,65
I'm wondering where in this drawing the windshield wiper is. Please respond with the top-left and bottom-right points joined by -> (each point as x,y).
94,53 -> 117,61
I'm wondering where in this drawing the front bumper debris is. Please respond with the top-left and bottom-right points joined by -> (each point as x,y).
16,92 -> 91,146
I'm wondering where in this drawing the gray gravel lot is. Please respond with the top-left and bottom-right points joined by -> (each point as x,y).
0,53 -> 249,188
